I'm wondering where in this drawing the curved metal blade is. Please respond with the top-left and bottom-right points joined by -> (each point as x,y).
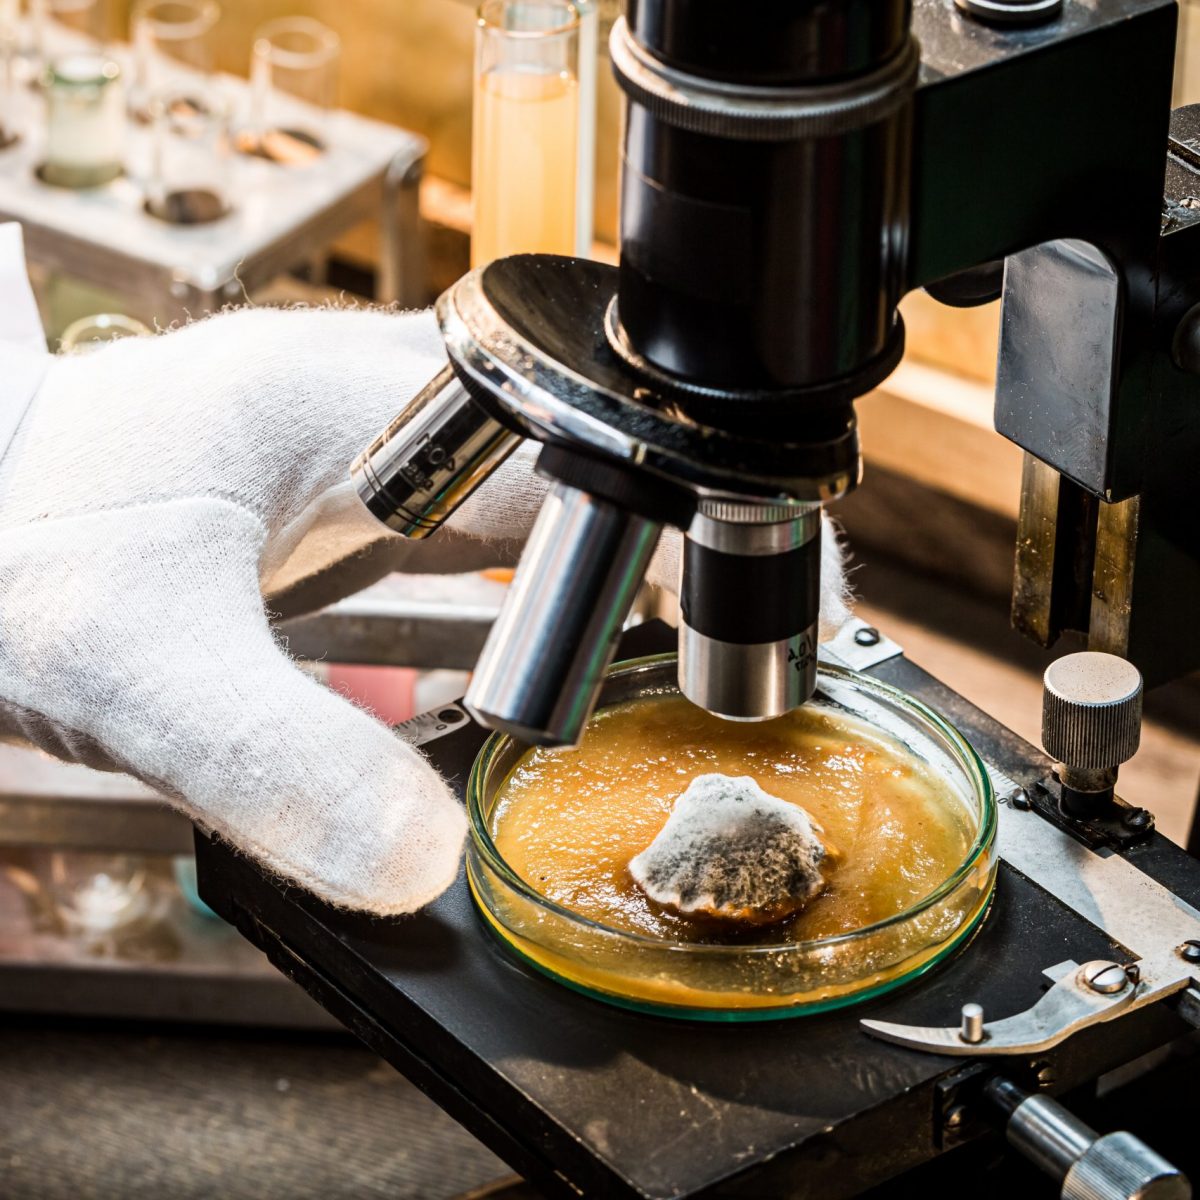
861,965 -> 1140,1056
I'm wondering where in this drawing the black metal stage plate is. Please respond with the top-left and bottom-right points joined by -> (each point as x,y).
194,623 -> 1198,1199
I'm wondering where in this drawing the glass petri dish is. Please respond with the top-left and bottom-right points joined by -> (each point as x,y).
467,653 -> 997,1021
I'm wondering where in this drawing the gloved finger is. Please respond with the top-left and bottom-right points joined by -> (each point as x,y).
0,306 -> 450,544
262,479 -> 528,621
0,499 -> 467,914
263,438 -> 549,620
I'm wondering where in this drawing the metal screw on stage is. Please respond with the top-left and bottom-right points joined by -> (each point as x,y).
1177,940 -> 1200,963
943,1105 -> 967,1132
1082,962 -> 1129,995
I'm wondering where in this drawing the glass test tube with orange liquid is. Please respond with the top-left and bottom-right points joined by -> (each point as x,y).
471,0 -> 580,269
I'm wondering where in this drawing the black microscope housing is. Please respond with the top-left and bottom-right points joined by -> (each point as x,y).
616,0 -> 912,415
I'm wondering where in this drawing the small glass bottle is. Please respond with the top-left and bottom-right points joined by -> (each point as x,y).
41,53 -> 124,187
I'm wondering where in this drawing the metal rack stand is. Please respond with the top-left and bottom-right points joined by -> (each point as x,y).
0,55 -> 428,317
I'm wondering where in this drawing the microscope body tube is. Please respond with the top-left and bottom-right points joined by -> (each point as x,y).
465,481 -> 662,747
351,363 -> 521,538
679,503 -> 821,721
626,0 -> 911,85
613,0 -> 915,398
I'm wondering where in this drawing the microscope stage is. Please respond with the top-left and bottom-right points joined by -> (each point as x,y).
194,625 -> 1199,1199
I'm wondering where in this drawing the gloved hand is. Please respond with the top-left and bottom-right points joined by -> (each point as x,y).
0,304 -> 850,916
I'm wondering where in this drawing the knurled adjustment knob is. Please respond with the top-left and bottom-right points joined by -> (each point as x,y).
1042,652 -> 1143,771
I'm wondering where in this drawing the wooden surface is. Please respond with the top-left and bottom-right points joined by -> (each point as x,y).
0,1018 -> 507,1200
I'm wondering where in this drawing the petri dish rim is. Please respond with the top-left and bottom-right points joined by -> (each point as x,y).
468,868 -> 995,1021
467,652 -> 997,962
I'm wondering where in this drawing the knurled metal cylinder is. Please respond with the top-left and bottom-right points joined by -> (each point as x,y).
1042,652 -> 1143,770
998,1088 -> 1190,1200
1063,1132 -> 1191,1200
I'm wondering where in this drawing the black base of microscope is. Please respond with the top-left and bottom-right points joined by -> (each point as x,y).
193,623 -> 1200,1199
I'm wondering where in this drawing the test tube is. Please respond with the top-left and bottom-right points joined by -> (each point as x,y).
244,16 -> 339,164
573,0 -> 596,256
129,0 -> 219,122
471,0 -> 580,268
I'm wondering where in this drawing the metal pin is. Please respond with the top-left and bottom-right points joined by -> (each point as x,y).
960,1003 -> 985,1044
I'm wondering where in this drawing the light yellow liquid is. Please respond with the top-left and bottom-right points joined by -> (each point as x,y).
471,68 -> 578,268
490,696 -> 974,948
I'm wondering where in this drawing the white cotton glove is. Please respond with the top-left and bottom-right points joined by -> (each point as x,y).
0,304 -> 850,916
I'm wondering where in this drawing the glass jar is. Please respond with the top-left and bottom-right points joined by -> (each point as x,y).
1,0 -> 19,148
467,654 -> 998,1021
59,311 -> 149,350
30,0 -> 108,67
572,0 -> 596,255
44,852 -> 150,933
40,53 -> 123,187
144,82 -> 230,224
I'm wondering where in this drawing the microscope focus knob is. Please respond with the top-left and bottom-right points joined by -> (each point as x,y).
1042,652 -> 1143,771
987,1079 -> 1191,1200
1063,1132 -> 1192,1200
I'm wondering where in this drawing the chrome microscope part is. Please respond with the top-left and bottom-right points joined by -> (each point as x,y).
351,0 -> 906,744
349,255 -> 857,745
1042,651 -> 1143,816
351,363 -> 520,538
463,480 -> 662,747
986,1078 -> 1190,1200
679,499 -> 821,720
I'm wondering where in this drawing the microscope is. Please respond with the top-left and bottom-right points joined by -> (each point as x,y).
352,0 -> 1200,747
195,1 -> 1200,1195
